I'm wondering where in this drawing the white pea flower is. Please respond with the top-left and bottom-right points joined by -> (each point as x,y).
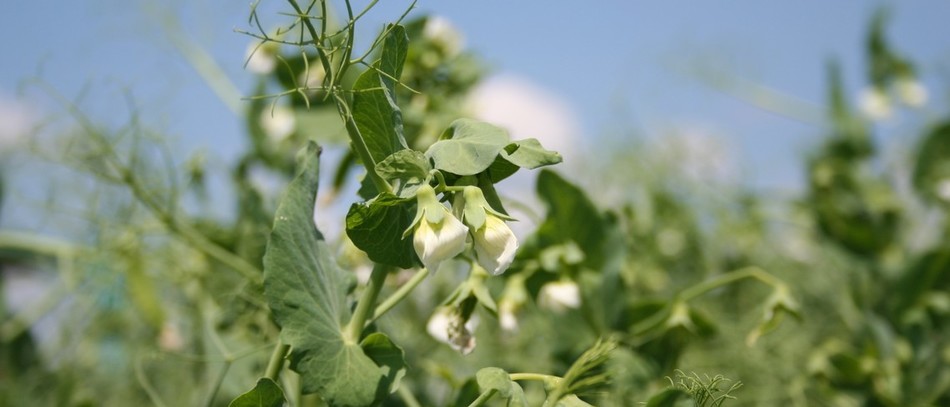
245,42 -> 277,75
406,185 -> 468,272
935,178 -> 950,202
456,187 -> 518,275
895,77 -> 928,107
423,15 -> 464,57
859,86 -> 892,121
538,280 -> 581,313
260,105 -> 296,142
498,299 -> 519,331
426,307 -> 478,355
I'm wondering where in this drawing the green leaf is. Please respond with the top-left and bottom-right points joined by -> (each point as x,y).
913,121 -> 950,206
556,395 -> 595,407
645,388 -> 695,407
507,382 -> 527,407
376,149 -> 431,198
263,142 -> 385,406
426,119 -> 511,175
535,170 -> 607,269
360,332 -> 408,399
228,378 -> 286,407
378,24 -> 408,93
503,138 -> 562,169
352,25 -> 409,165
346,193 -> 420,269
476,367 -> 513,398
486,138 -> 562,183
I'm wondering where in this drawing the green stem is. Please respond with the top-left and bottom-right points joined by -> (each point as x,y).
509,373 -> 561,383
396,385 -> 422,407
467,389 -> 497,407
287,0 -> 392,195
678,266 -> 780,302
264,340 -> 291,381
369,267 -> 430,324
345,264 -> 389,342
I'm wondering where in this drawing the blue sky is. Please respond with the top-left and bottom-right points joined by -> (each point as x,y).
3,1 -> 949,193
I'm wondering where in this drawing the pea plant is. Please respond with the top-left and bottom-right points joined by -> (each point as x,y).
228,2 -> 796,406
5,1 -> 948,407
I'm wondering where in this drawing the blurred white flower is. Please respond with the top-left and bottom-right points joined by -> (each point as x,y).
426,307 -> 478,354
859,87 -> 892,121
259,105 -> 296,142
895,78 -> 928,108
409,185 -> 469,271
538,280 -> 581,313
0,95 -> 35,150
423,16 -> 464,56
498,299 -> 519,332
245,42 -> 277,75
297,61 -> 326,93
935,178 -> 950,202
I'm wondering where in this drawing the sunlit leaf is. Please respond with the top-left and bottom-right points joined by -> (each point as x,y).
426,119 -> 510,175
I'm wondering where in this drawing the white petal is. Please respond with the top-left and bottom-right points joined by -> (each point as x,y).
414,210 -> 468,271
473,216 -> 518,275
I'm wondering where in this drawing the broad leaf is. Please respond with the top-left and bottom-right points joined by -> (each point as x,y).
476,367 -> 513,398
346,193 -> 420,269
360,332 -> 408,399
352,25 -> 409,165
263,142 -> 385,406
426,119 -> 511,175
376,149 -> 431,198
487,138 -> 562,183
535,170 -> 607,269
228,378 -> 286,407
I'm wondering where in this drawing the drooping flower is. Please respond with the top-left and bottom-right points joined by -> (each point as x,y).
406,184 -> 468,271
426,306 -> 478,355
455,187 -> 518,275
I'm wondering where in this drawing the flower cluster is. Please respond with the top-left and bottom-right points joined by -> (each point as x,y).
406,185 -> 518,275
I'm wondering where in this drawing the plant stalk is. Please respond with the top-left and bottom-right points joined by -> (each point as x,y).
265,340 -> 291,381
369,267 -> 430,324
345,264 -> 389,342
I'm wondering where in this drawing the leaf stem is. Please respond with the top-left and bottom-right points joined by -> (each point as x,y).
369,267 -> 430,324
345,264 -> 389,342
264,340 -> 291,381
466,389 -> 497,407
677,266 -> 781,302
